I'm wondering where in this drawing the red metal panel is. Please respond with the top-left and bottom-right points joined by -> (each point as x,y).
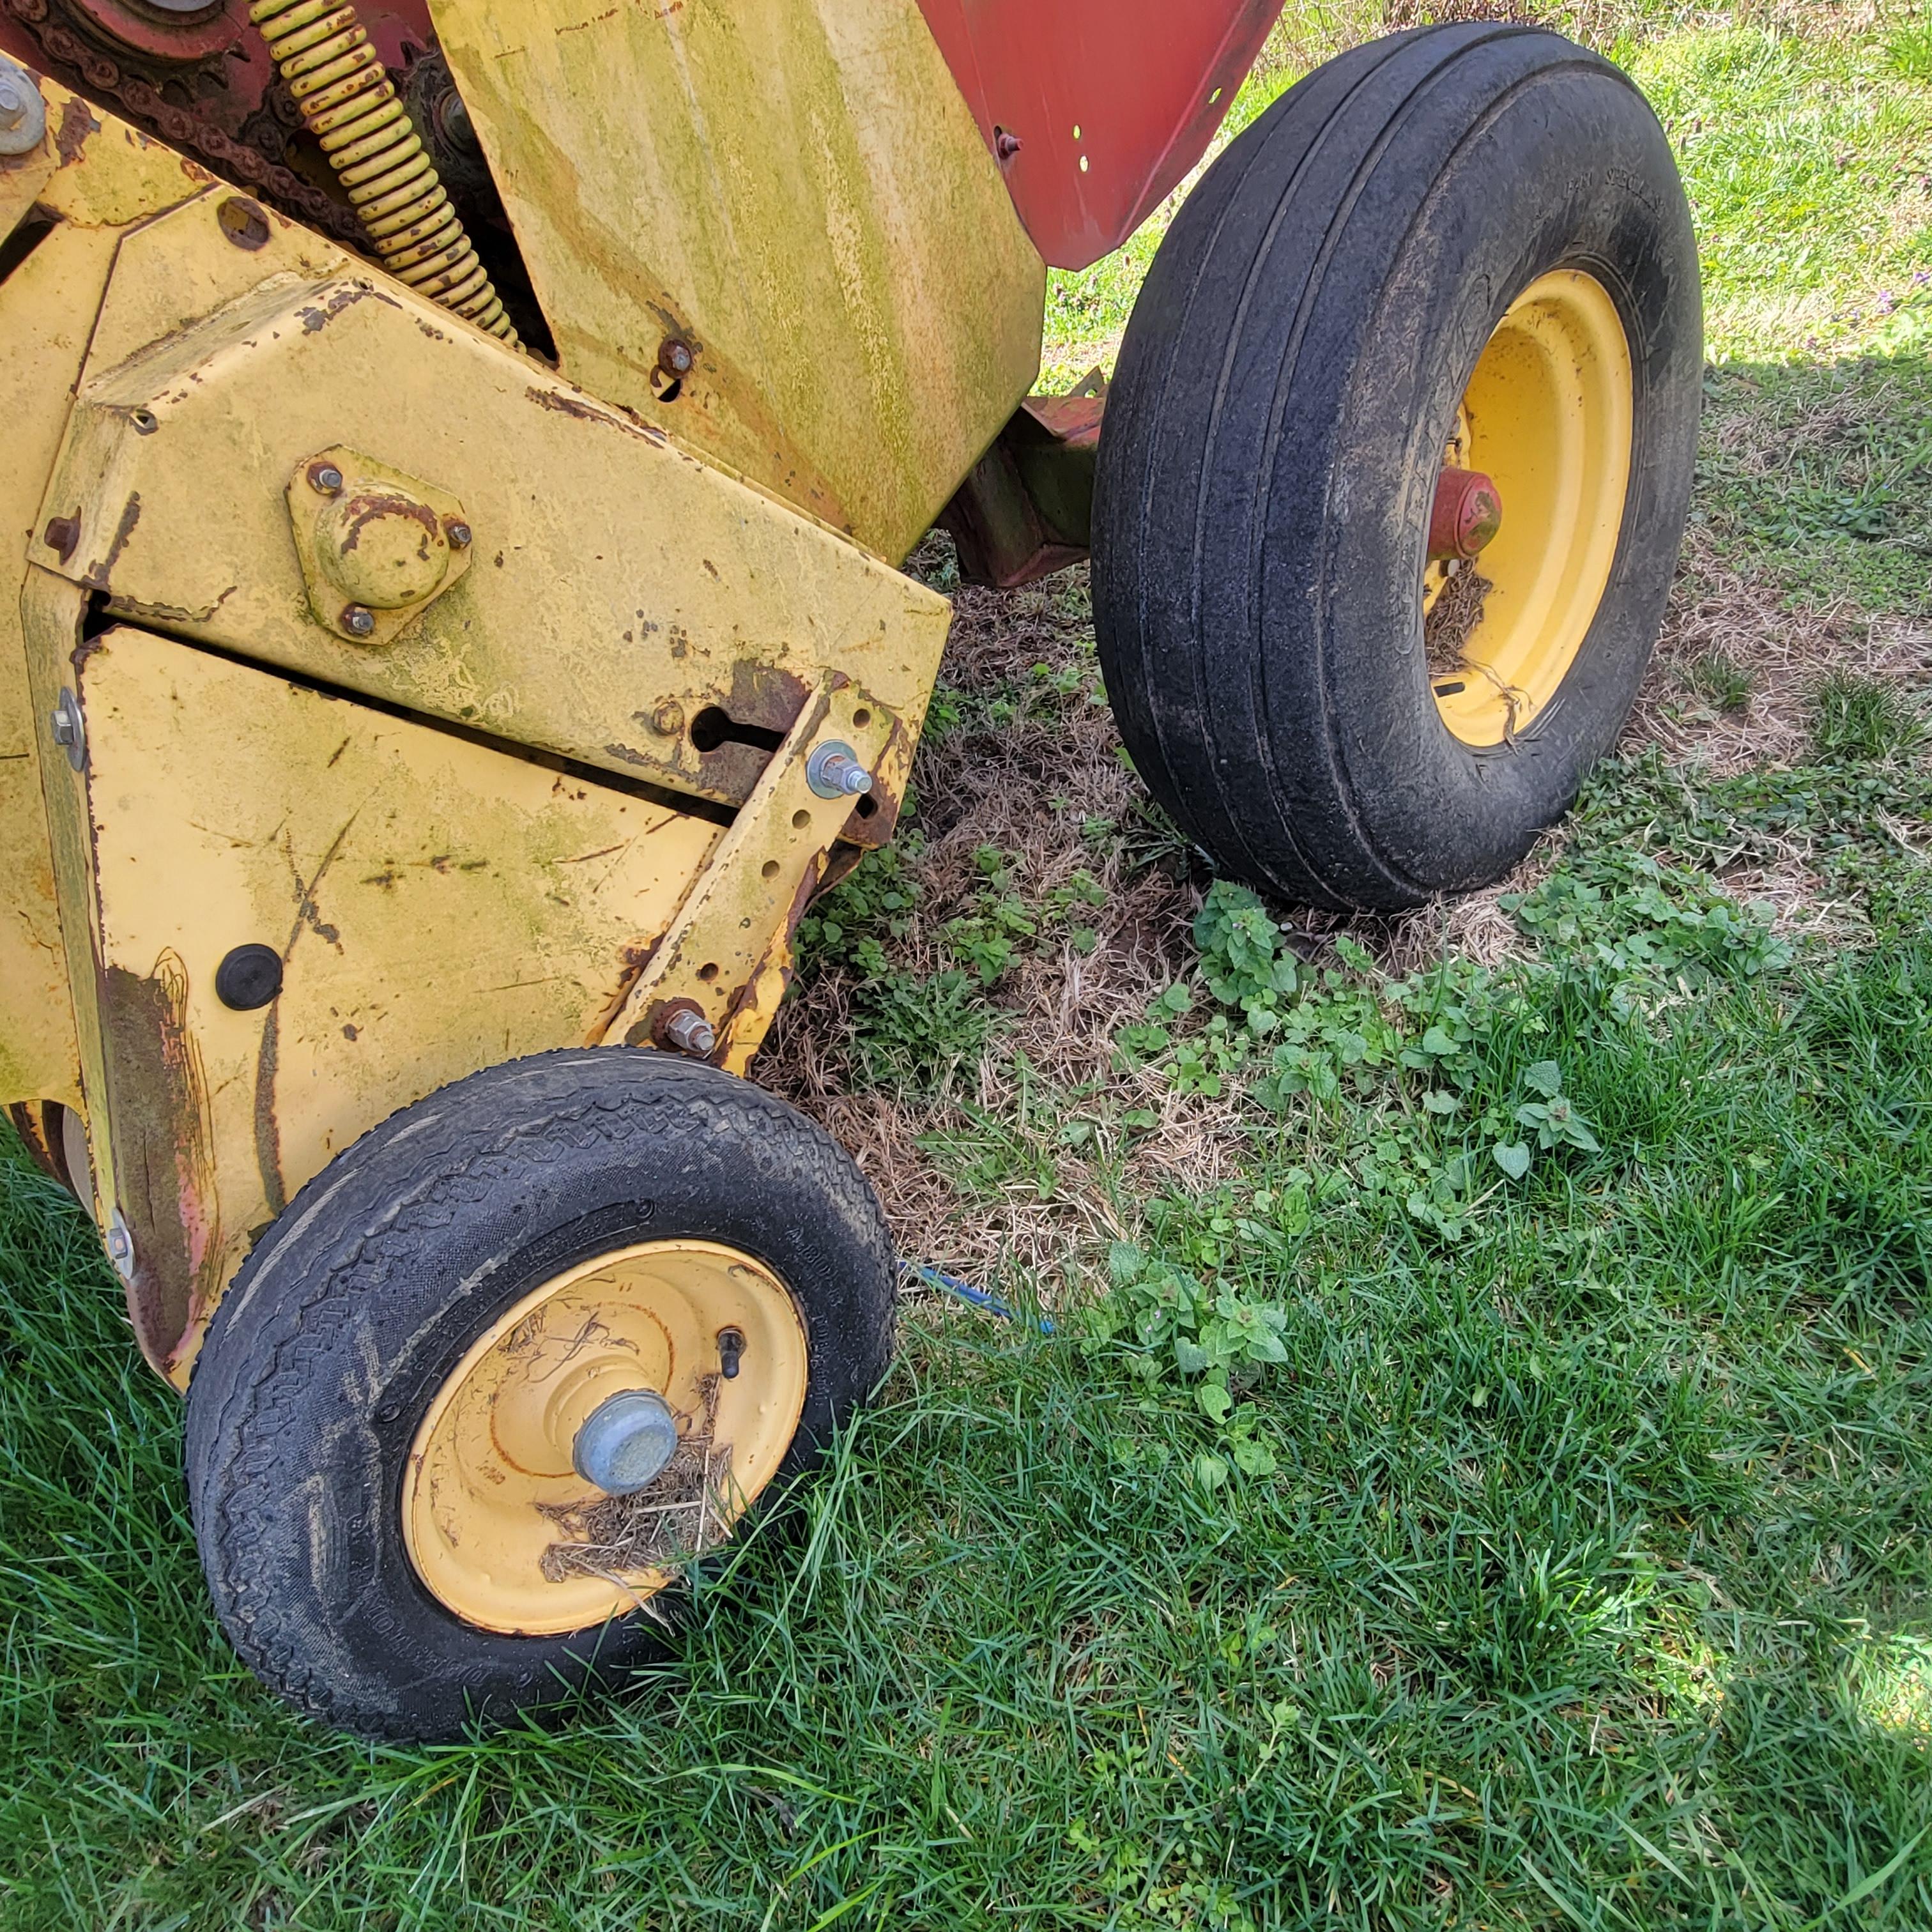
914,0 -> 1279,271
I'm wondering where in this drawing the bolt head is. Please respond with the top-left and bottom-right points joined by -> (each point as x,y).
310,463 -> 344,495
0,62 -> 43,156
574,1388 -> 680,1494
341,604 -> 376,638
445,520 -> 472,549
657,335 -> 695,378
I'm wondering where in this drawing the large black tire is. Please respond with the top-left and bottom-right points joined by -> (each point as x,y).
1092,24 -> 1702,910
184,1050 -> 894,1741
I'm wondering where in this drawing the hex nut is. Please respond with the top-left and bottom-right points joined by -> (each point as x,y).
0,59 -> 46,157
341,604 -> 377,638
806,740 -> 875,800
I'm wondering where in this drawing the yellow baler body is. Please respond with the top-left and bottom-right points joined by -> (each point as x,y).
0,35 -> 1031,1381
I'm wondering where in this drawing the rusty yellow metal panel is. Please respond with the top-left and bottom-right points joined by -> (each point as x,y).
427,0 -> 1045,562
34,190 -> 953,813
1,83 -> 247,1110
72,624 -> 722,1381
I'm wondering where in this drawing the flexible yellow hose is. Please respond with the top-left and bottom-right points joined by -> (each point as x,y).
249,0 -> 518,346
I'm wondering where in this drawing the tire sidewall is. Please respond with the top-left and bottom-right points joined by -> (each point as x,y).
187,1052 -> 894,1739
1305,56 -> 1701,889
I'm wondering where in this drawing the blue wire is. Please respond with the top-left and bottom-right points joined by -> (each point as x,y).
900,1262 -> 1055,1336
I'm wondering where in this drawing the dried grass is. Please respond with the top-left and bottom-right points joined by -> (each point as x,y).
765,480 -> 1926,1295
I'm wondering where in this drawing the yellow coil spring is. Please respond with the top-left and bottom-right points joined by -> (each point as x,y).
248,0 -> 518,346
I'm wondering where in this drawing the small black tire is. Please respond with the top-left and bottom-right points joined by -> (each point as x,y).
1092,23 -> 1702,910
183,1049 -> 894,1742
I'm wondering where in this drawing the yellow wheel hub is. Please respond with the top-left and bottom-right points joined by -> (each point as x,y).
1427,270 -> 1634,747
403,1239 -> 809,1636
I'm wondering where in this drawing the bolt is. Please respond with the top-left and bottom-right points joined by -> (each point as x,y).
48,689 -> 84,771
657,335 -> 695,378
661,1007 -> 717,1057
649,700 -> 685,737
341,604 -> 376,638
0,59 -> 45,157
104,1213 -> 134,1275
717,1327 -> 746,1380
573,1388 -> 680,1495
309,462 -> 344,495
806,740 -> 875,800
993,125 -> 1022,162
445,520 -> 472,549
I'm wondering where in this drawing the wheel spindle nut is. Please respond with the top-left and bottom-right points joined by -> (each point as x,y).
661,1007 -> 716,1057
806,741 -> 875,800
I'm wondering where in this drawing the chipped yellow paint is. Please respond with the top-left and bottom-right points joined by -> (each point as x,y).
606,679 -> 885,1057
427,0 -> 1045,562
285,446 -> 473,645
404,1239 -> 809,1634
3,86 -> 284,1114
0,72 -> 56,238
3,79 -> 963,1386
68,625 -> 721,1380
35,196 -> 953,812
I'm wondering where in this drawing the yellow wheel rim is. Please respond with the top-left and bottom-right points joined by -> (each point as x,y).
1427,270 -> 1634,747
402,1239 -> 809,1636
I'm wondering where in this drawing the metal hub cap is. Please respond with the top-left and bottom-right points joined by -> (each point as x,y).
402,1239 -> 809,1636
574,1388 -> 680,1494
1426,269 -> 1634,747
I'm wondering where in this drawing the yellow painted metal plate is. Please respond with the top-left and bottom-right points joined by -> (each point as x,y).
405,1239 -> 809,1636
33,190 -> 953,813
427,0 -> 1045,562
70,624 -> 721,1379
1430,271 -> 1634,747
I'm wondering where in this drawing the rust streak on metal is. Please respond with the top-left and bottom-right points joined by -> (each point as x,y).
54,95 -> 98,166
525,385 -> 667,445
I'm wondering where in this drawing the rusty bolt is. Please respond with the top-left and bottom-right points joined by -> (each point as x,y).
806,740 -> 875,800
657,336 -> 695,378
309,461 -> 344,496
1428,467 -> 1503,562
649,700 -> 685,737
217,195 -> 272,251
659,1006 -> 717,1057
993,125 -> 1022,162
445,520 -> 472,549
341,604 -> 376,638
42,514 -> 79,562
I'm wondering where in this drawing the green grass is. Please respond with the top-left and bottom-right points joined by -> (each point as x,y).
8,4 -> 1932,1928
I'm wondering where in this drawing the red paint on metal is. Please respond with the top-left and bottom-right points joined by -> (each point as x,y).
1429,469 -> 1504,562
914,0 -> 1279,271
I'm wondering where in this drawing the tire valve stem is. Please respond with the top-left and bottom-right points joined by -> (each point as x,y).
249,0 -> 519,346
717,1328 -> 746,1380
